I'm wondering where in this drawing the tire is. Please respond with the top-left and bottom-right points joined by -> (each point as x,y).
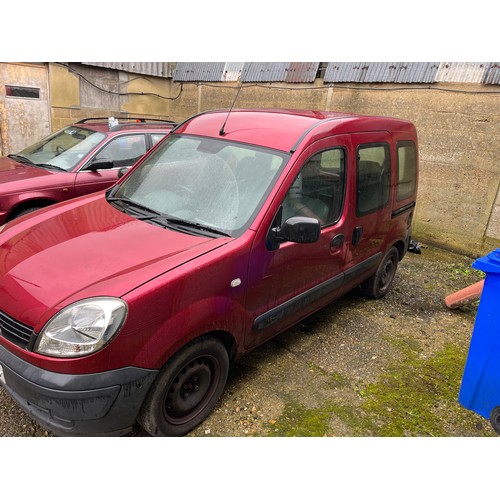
361,247 -> 399,299
11,205 -> 43,220
489,407 -> 500,435
138,336 -> 229,437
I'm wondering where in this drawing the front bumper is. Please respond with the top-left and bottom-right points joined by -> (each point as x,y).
0,345 -> 158,436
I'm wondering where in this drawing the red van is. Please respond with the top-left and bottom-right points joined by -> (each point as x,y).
0,109 -> 418,436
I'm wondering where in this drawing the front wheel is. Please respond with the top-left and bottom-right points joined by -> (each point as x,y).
361,247 -> 399,299
138,336 -> 229,437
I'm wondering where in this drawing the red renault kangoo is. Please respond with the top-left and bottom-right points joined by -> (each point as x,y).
0,109 -> 418,436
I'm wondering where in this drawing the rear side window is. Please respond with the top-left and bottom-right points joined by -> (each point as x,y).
356,144 -> 391,216
396,141 -> 417,201
282,148 -> 346,226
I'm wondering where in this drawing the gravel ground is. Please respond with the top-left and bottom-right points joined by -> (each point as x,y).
0,242 -> 497,438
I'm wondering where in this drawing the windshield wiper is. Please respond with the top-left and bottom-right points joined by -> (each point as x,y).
7,154 -> 36,166
7,155 -> 66,171
106,196 -> 162,219
106,195 -> 230,237
156,216 -> 231,237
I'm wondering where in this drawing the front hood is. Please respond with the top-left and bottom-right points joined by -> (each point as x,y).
0,156 -> 53,184
0,193 -> 230,328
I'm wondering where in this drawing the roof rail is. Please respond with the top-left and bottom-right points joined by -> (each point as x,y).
76,117 -> 177,124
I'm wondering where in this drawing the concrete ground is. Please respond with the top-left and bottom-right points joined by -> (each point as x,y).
0,243 -> 497,438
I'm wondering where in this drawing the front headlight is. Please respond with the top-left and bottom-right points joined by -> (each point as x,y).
35,298 -> 128,358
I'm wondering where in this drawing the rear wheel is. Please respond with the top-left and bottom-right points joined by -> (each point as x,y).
361,247 -> 399,299
139,336 -> 229,437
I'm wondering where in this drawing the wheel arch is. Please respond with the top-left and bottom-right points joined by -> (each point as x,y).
7,198 -> 56,221
393,238 -> 407,261
195,329 -> 237,364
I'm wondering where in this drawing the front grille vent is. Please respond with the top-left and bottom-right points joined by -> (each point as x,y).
0,310 -> 34,349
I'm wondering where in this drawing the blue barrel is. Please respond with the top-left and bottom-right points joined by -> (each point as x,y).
458,248 -> 500,433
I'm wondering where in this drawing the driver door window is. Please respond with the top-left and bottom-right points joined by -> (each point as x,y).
282,148 -> 345,226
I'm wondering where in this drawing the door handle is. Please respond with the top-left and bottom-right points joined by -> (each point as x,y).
330,234 -> 345,251
352,226 -> 363,246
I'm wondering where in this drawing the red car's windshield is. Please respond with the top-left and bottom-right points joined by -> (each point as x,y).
110,135 -> 289,236
18,126 -> 106,171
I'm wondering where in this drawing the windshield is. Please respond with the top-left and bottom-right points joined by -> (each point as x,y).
17,126 -> 106,171
110,135 -> 289,236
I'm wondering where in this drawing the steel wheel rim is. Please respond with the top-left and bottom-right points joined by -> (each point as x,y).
163,355 -> 221,425
379,255 -> 397,291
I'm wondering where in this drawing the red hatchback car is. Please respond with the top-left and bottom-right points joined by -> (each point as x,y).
0,108 -> 418,436
0,117 -> 175,223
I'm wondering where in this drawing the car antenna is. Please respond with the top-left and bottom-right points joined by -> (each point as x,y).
219,84 -> 243,136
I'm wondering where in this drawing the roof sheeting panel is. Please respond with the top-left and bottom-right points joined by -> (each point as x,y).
285,62 -> 320,82
324,62 -> 440,83
222,62 -> 245,81
173,62 -> 226,81
483,63 -> 500,84
82,62 -> 173,78
241,62 -> 319,82
435,62 -> 489,83
393,62 -> 440,83
242,62 -> 288,82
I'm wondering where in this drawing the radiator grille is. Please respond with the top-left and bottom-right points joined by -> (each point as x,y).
0,310 -> 34,348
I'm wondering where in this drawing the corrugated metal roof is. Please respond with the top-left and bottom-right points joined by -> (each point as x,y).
241,62 -> 319,82
81,62 -> 174,78
324,62 -> 440,83
435,62 -> 489,83
393,62 -> 440,83
241,62 -> 287,82
222,62 -> 245,82
482,63 -> 500,85
173,62 -> 227,82
285,62 -> 320,83
82,61 -> 500,85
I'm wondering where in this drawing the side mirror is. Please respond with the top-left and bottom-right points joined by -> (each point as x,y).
88,158 -> 114,171
267,216 -> 321,250
117,167 -> 129,179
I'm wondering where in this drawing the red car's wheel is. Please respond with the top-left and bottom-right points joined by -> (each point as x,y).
361,247 -> 399,299
139,336 -> 229,437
